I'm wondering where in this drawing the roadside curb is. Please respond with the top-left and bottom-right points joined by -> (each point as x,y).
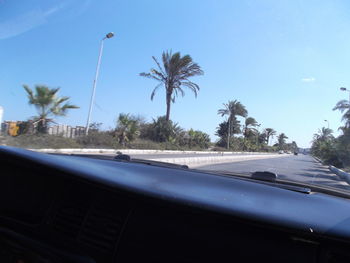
313,156 -> 323,164
329,166 -> 350,184
150,154 -> 288,168
27,148 -> 288,168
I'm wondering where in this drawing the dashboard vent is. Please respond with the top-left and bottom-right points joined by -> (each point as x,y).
78,195 -> 131,251
49,185 -> 93,239
324,249 -> 350,263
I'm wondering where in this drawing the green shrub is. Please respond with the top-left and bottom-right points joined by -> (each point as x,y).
4,134 -> 80,149
76,131 -> 118,148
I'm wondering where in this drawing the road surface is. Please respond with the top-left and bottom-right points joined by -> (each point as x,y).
197,154 -> 350,191
72,152 -> 264,160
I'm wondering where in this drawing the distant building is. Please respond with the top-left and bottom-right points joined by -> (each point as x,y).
1,119 -> 86,138
47,124 -> 86,138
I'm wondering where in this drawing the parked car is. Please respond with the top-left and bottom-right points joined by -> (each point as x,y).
278,150 -> 284,154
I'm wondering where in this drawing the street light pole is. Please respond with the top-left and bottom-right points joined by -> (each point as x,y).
227,117 -> 230,150
340,87 -> 350,107
256,123 -> 261,146
86,32 -> 114,135
324,120 -> 329,129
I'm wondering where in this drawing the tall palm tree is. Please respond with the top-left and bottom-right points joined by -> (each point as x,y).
277,133 -> 288,150
23,85 -> 79,133
243,117 -> 258,138
218,100 -> 248,149
264,128 -> 276,145
333,100 -> 350,128
140,51 -> 204,121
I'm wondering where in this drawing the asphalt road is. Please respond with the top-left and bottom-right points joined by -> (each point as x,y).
197,154 -> 350,191
130,153 -> 236,159
86,152 -> 259,160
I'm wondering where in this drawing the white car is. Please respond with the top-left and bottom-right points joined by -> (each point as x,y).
278,150 -> 284,154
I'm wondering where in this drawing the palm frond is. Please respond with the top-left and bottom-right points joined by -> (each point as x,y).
23,85 -> 35,104
150,83 -> 163,100
152,56 -> 166,76
333,100 -> 349,112
139,72 -> 163,82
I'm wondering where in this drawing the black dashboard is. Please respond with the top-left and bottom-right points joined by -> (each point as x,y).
1,146 -> 350,262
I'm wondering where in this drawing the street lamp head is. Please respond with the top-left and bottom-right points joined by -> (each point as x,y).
106,32 -> 114,39
340,87 -> 347,91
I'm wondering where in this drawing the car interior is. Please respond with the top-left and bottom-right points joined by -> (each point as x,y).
1,146 -> 350,263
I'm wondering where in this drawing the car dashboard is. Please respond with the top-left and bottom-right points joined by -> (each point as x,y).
1,146 -> 350,262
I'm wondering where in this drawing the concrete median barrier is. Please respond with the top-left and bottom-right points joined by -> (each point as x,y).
150,154 -> 288,168
329,165 -> 350,184
28,148 -> 289,168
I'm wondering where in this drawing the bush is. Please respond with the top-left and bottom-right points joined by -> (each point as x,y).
311,139 -> 343,167
143,116 -> 181,142
127,139 -> 184,150
126,139 -> 164,150
4,134 -> 80,149
211,146 -> 227,152
76,131 -> 118,148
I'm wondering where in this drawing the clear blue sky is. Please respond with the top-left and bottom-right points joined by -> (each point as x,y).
1,0 -> 350,147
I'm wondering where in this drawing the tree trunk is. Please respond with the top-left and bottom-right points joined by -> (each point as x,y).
38,118 -> 47,134
165,92 -> 171,121
227,117 -> 230,149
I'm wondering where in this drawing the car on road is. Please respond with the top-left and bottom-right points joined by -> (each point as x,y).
279,150 -> 284,154
294,151 -> 298,155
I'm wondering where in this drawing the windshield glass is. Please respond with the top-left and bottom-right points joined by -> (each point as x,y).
1,0 -> 350,192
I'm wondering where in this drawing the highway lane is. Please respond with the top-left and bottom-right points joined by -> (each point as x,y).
67,152 -> 265,160
130,152 -> 249,159
197,154 -> 350,191
54,151 -> 350,190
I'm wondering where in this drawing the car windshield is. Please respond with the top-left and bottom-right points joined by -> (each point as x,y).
1,0 -> 350,192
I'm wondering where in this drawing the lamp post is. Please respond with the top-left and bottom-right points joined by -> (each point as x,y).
256,123 -> 261,146
340,87 -> 350,105
85,32 -> 115,135
226,116 -> 231,150
324,119 -> 329,129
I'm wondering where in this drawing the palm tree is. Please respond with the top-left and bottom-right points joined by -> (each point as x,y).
150,116 -> 182,143
218,100 -> 248,149
140,51 -> 204,121
313,127 -> 333,142
243,117 -> 258,138
264,128 -> 276,145
338,126 -> 349,135
277,133 -> 288,150
333,100 -> 350,128
23,85 -> 79,133
115,113 -> 140,146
